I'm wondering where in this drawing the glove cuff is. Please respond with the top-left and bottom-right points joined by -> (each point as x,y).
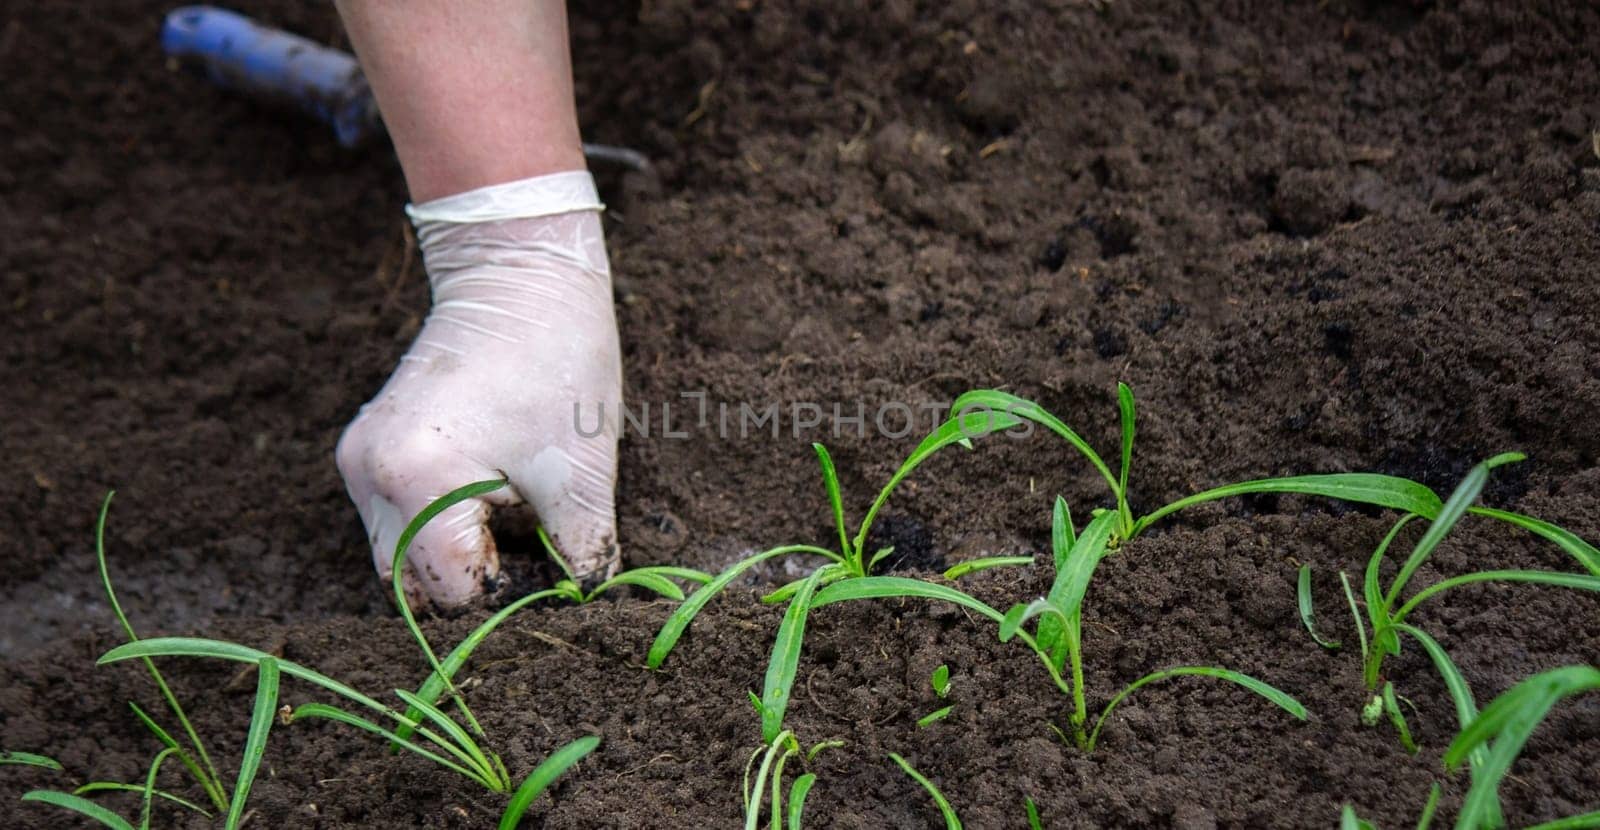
405,170 -> 604,225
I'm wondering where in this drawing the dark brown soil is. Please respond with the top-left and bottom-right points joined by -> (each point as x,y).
4,0 -> 1599,827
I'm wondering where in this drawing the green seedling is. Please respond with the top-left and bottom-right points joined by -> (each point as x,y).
1351,454 -> 1600,693
1298,564 -> 1341,648
96,483 -> 619,825
21,494 -> 285,829
93,492 -> 229,814
741,730 -> 839,830
992,503 -> 1307,751
389,480 -> 709,747
889,753 -> 961,830
1444,665 -> 1600,830
917,664 -> 954,727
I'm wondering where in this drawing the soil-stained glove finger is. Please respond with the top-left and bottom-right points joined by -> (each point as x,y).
336,425 -> 507,609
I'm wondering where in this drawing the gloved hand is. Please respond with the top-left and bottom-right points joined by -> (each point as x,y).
337,171 -> 623,610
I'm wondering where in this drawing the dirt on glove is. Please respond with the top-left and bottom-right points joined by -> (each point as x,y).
3,0 -> 1599,827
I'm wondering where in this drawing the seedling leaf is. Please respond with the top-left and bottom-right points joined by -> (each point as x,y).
390,479 -> 509,738
648,545 -> 839,669
589,570 -> 687,601
1051,496 -> 1075,572
1297,565 -> 1340,648
813,443 -> 852,561
497,735 -> 600,830
139,747 -> 178,830
812,577 -> 1004,623
917,706 -> 954,728
396,586 -> 571,747
1088,666 -> 1307,752
21,790 -> 135,830
1445,665 -> 1600,830
1116,382 -> 1136,524
1384,455 -> 1523,613
224,658 -> 279,830
1134,473 -> 1444,537
943,556 -> 1032,580
761,568 -> 828,742
786,773 -> 817,830
931,664 -> 951,698
1393,570 -> 1600,623
1036,510 -> 1117,659
1025,797 -> 1043,830
73,783 -> 211,818
0,752 -> 62,770
1468,506 -> 1600,576
287,703 -> 494,788
888,753 -> 961,830
1381,682 -> 1417,755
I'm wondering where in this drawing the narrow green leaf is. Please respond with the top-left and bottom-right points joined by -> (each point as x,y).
942,556 -> 1033,580
125,703 -> 212,807
1393,570 -> 1600,624
1134,473 -> 1445,537
762,567 -> 849,605
390,479 -> 508,738
811,577 -> 1004,623
392,689 -> 499,787
1524,811 -> 1600,830
1384,456 -> 1522,613
931,664 -> 951,698
1087,666 -> 1307,752
621,565 -> 715,585
1116,382 -> 1136,504
813,444 -> 853,563
854,391 -> 1038,559
1392,623 -> 1502,825
1445,666 -> 1600,830
1469,506 -> 1600,576
588,570 -> 686,601
138,748 -> 178,830
225,658 -> 280,830
888,753 -> 961,830
867,546 -> 897,571
762,570 -> 825,742
916,706 -> 954,728
497,735 -> 600,830
786,773 -> 817,830
1364,515 -> 1419,655
1052,496 -> 1076,572
1297,565 -> 1340,649
396,587 -> 571,747
1025,797 -> 1043,830
96,492 -> 226,811
287,703 -> 493,788
1036,511 -> 1118,658
1417,783 -> 1441,830
1381,682 -> 1417,755
1337,572 -> 1370,664
1340,805 -> 1376,830
21,790 -> 135,830
746,732 -> 793,830
1000,598 -> 1073,643
74,784 -> 211,818
103,639 -> 390,719
0,751 -> 61,770
648,545 -> 840,669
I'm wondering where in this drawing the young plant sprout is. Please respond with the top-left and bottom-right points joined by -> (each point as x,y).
96,482 -> 620,828
1443,665 -> 1600,830
917,663 -> 954,728
741,730 -> 839,830
889,753 -> 962,830
983,499 -> 1307,751
17,493 -> 283,830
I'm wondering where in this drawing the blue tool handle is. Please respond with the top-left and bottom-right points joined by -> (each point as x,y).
162,5 -> 378,147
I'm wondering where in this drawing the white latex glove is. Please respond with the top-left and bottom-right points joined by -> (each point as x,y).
337,171 -> 623,610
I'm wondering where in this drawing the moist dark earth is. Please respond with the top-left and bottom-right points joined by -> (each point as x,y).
4,0 -> 1600,827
